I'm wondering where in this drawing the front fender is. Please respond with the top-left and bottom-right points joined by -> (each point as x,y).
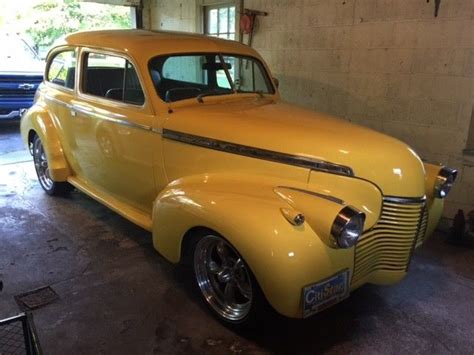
422,162 -> 446,240
20,104 -> 71,181
152,173 -> 356,318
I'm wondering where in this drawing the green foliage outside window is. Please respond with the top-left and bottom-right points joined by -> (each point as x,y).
7,0 -> 131,56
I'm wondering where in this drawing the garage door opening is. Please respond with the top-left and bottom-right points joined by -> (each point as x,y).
0,0 -> 135,59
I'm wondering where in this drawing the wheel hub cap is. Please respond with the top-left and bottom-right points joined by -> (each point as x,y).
33,139 -> 54,191
194,235 -> 253,321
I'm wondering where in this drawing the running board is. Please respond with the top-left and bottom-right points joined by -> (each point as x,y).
67,176 -> 153,232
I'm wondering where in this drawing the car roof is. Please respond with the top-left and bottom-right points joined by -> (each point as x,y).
62,29 -> 257,59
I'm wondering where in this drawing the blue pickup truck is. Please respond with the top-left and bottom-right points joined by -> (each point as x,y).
0,33 -> 44,120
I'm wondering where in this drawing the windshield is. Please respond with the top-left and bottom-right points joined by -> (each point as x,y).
148,53 -> 275,102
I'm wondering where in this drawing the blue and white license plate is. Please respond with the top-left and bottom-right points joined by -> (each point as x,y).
303,269 -> 350,318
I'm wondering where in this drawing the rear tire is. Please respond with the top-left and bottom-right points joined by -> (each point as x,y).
32,135 -> 73,196
188,230 -> 268,328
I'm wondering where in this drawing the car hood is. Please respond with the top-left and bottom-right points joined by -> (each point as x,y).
165,98 -> 426,197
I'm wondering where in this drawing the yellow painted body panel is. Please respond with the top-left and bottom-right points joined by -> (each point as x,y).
20,101 -> 71,181
64,98 -> 156,215
161,98 -> 426,197
152,174 -> 354,318
307,171 -> 383,229
423,163 -> 445,240
68,176 -> 152,231
20,30 -> 452,319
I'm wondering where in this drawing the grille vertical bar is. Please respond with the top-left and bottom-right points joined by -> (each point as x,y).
415,209 -> 429,248
352,197 -> 426,286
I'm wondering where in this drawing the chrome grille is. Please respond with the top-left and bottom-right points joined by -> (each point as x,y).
352,197 -> 426,286
0,75 -> 42,83
0,89 -> 36,97
415,208 -> 429,247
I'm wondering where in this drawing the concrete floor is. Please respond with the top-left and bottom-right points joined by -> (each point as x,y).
1,119 -> 474,354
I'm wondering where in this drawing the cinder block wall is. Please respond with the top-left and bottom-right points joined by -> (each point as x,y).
243,0 -> 474,218
143,0 -> 473,218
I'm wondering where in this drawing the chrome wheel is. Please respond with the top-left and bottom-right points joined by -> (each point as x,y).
194,235 -> 253,322
33,137 -> 54,191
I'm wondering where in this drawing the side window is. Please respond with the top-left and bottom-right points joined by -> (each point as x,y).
47,50 -> 76,89
124,61 -> 144,105
83,52 -> 145,106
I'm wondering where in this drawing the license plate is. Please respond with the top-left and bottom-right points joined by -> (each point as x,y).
303,269 -> 350,317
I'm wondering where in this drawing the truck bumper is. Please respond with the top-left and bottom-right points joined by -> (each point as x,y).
0,98 -> 34,120
0,109 -> 28,119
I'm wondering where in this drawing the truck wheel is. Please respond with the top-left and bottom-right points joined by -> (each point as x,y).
32,135 -> 72,196
192,233 -> 265,327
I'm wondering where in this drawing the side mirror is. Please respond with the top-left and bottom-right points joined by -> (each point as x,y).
273,77 -> 279,89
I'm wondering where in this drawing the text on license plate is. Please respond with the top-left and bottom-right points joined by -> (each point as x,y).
303,269 -> 350,318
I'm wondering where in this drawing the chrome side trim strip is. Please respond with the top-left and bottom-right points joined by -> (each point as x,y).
44,94 -> 68,107
383,196 -> 426,204
162,129 -> 354,176
151,127 -> 163,135
44,95 -> 151,132
71,105 -> 152,132
276,186 -> 345,205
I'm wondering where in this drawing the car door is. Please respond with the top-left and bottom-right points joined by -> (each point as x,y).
70,49 -> 157,214
42,48 -> 81,171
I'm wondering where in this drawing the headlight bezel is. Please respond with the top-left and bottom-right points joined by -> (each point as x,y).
331,206 -> 366,248
434,167 -> 457,199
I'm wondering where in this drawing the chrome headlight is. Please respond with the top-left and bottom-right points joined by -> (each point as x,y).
434,167 -> 457,198
331,206 -> 366,248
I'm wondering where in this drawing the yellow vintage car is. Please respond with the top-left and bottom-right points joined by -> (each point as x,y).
21,30 -> 457,325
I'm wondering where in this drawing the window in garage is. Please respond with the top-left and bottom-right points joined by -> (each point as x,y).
204,4 -> 236,40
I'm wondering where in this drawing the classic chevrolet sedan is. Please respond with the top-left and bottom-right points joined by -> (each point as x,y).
21,30 -> 457,325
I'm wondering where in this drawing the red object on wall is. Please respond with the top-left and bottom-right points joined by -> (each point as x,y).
240,13 -> 254,34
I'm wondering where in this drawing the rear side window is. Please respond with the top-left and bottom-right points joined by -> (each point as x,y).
47,50 -> 76,89
82,52 -> 145,106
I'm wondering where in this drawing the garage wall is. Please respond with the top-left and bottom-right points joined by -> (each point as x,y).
143,0 -> 199,32
247,0 -> 474,217
142,0 -> 473,218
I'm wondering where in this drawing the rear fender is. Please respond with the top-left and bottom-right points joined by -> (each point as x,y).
20,105 -> 71,181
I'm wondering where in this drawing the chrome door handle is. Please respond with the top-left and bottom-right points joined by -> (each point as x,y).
67,103 -> 77,117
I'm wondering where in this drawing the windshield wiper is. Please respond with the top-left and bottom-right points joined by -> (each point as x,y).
196,90 -> 233,103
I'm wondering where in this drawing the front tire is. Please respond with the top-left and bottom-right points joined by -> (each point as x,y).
192,233 -> 265,327
32,135 -> 72,196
